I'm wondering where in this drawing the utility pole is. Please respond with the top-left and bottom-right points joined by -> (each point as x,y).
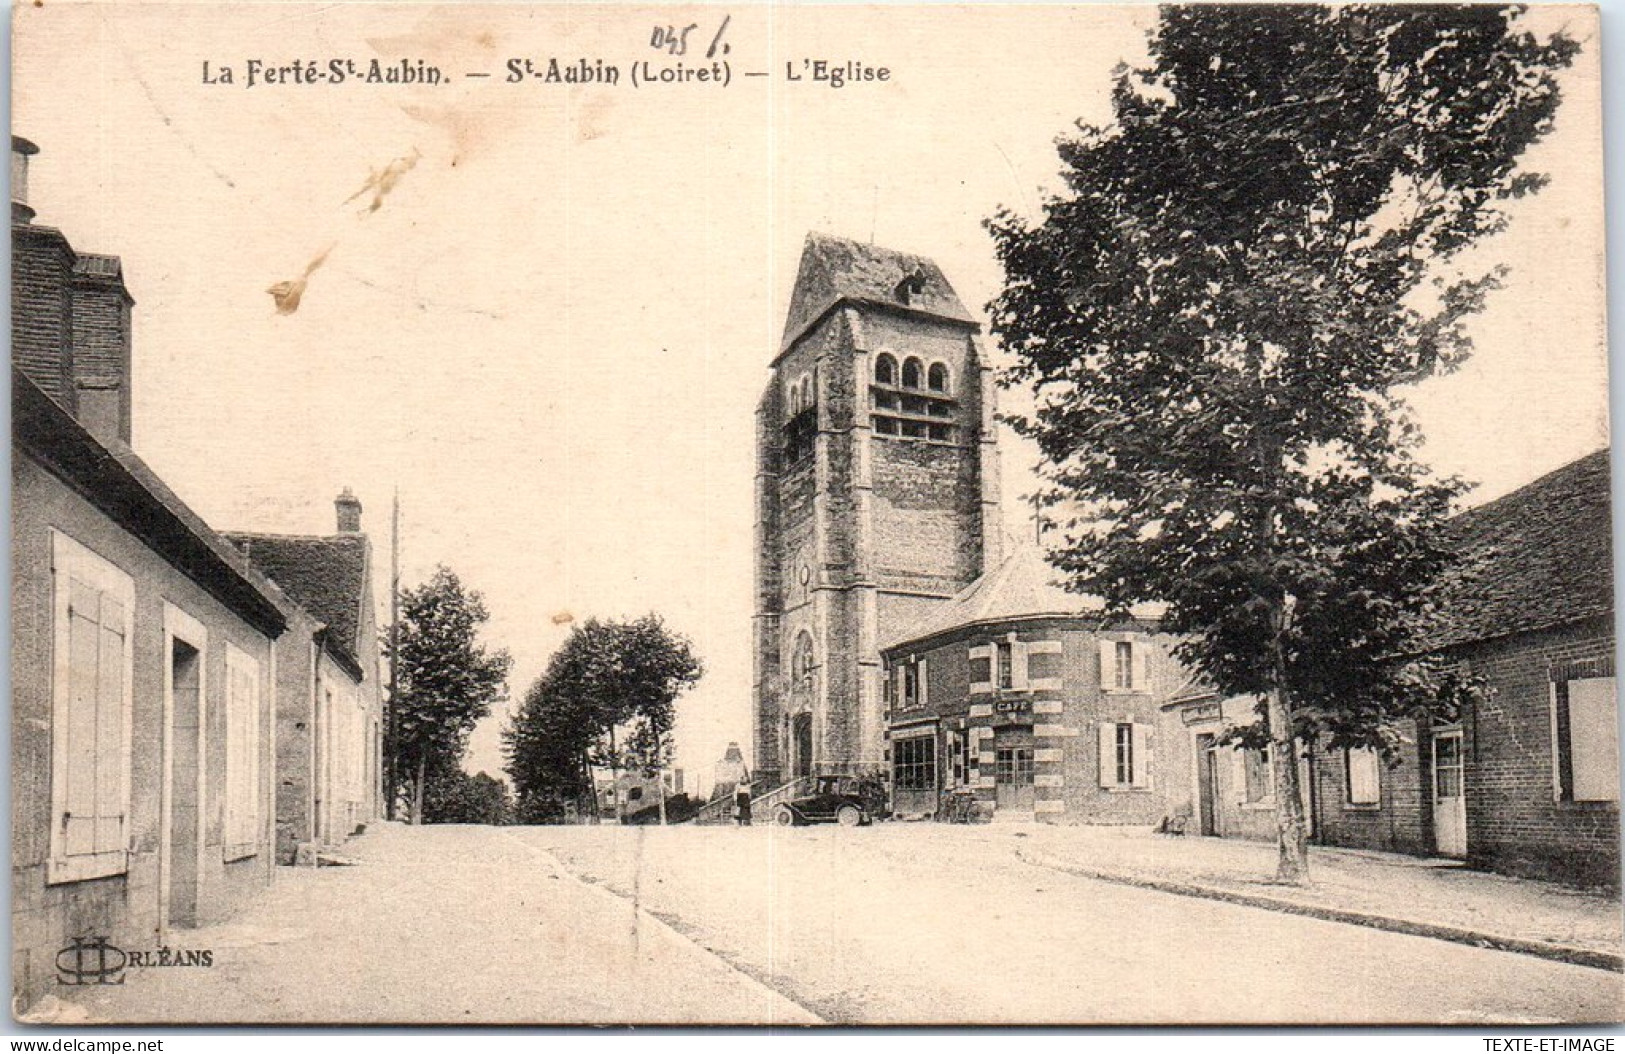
385,488 -> 401,821
655,730 -> 668,826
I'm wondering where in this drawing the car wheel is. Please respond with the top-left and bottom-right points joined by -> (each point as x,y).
774,805 -> 796,827
836,805 -> 862,827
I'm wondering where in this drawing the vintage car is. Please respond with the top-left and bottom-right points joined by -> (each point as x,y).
773,775 -> 874,827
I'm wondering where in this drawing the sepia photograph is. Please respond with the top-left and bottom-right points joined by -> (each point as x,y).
7,0 -> 1620,1029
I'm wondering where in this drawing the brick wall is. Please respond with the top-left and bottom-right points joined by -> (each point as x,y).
68,271 -> 133,445
12,223 -> 77,408
1457,618 -> 1618,887
1310,720 -> 1433,857
884,618 -> 1177,825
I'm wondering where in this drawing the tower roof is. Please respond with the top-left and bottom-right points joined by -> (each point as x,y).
780,232 -> 976,352
882,546 -> 1164,652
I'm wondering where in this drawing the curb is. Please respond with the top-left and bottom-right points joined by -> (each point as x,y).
1015,846 -> 1624,975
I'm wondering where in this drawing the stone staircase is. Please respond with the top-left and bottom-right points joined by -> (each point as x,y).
691,776 -> 819,825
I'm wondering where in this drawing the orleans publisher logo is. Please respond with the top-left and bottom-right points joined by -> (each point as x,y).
55,937 -> 126,986
55,936 -> 214,986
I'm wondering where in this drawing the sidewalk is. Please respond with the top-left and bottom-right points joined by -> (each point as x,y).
30,823 -> 820,1025
1011,825 -> 1623,972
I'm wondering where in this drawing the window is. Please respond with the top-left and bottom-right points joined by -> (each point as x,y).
894,735 -> 936,791
1555,676 -> 1619,802
875,354 -> 897,386
1098,721 -> 1152,789
1345,747 -> 1380,806
901,660 -> 923,709
1434,732 -> 1463,797
627,787 -> 643,802
1114,641 -> 1133,690
49,532 -> 135,883
783,372 -> 817,463
224,643 -> 262,857
1244,746 -> 1273,803
791,632 -> 815,696
1115,723 -> 1134,785
996,642 -> 1014,690
901,357 -> 923,389
927,362 -> 950,393
1099,637 -> 1148,692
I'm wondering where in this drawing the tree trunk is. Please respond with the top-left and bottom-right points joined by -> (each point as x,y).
412,755 -> 426,826
1266,591 -> 1310,885
1266,688 -> 1310,884
581,747 -> 597,825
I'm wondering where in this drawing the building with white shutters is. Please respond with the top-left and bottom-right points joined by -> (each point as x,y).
881,548 -> 1180,824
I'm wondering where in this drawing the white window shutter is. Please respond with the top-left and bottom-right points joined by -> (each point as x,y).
92,594 -> 126,854
1132,724 -> 1152,788
1098,640 -> 1115,691
1011,640 -> 1029,691
1098,722 -> 1116,787
1132,641 -> 1149,692
51,533 -> 136,881
919,658 -> 928,708
63,581 -> 101,858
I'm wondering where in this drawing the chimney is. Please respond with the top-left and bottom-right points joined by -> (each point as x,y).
11,137 -> 137,447
12,136 -> 38,225
335,487 -> 363,533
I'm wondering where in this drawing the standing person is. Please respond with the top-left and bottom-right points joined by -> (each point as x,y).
735,773 -> 752,826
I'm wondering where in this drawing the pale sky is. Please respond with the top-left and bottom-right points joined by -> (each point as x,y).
12,4 -> 1607,789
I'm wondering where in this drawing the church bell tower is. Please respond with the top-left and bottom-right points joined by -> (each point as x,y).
751,233 -> 1002,787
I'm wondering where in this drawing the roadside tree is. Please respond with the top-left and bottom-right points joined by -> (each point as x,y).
987,5 -> 1575,883
387,566 -> 513,822
505,615 -> 702,825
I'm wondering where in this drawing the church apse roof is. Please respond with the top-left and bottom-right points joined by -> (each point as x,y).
780,232 -> 976,352
882,547 -> 1165,653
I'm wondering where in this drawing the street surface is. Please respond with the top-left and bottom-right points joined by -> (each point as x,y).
53,822 -> 1623,1025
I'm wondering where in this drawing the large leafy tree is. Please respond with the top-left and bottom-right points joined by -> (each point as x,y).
504,615 -> 702,824
987,5 -> 1576,883
388,566 -> 513,822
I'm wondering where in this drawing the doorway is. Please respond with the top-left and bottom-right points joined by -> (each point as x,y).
792,713 -> 813,780
994,747 -> 1035,813
165,635 -> 203,932
1432,729 -> 1467,857
1196,733 -> 1218,836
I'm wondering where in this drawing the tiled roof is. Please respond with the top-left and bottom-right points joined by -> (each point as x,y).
882,546 -> 1164,652
1419,448 -> 1614,652
222,532 -> 370,669
781,232 -> 975,352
